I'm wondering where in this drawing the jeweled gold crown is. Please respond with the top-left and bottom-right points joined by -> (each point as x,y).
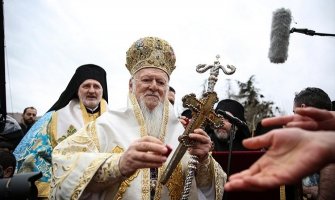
126,37 -> 176,77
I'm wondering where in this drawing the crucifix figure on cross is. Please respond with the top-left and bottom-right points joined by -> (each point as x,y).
160,55 -> 236,199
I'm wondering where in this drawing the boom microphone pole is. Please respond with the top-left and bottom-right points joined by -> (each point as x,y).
290,28 -> 335,37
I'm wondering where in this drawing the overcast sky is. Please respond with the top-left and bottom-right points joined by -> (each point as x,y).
4,0 -> 335,116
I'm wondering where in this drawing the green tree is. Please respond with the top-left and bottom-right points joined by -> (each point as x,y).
231,75 -> 280,134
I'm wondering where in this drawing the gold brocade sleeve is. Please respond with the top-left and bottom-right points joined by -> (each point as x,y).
196,154 -> 226,200
195,154 -> 213,187
93,153 -> 127,184
50,121 -> 111,200
213,159 -> 226,200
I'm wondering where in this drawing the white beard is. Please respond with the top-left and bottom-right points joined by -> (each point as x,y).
138,96 -> 164,138
214,129 -> 229,140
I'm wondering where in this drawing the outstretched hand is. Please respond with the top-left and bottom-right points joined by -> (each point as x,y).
224,128 -> 334,191
262,107 -> 335,130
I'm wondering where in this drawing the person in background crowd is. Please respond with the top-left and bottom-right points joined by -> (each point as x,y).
168,86 -> 176,105
0,115 -> 19,178
19,106 -> 37,135
0,150 -> 16,178
0,115 -> 23,151
293,87 -> 332,200
207,99 -> 251,151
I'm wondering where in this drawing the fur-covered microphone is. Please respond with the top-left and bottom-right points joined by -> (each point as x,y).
268,8 -> 292,64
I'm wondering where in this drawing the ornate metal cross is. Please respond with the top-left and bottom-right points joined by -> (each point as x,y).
196,54 -> 236,93
160,55 -> 236,192
160,92 -> 222,184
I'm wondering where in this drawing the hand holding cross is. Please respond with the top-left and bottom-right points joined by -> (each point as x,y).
160,92 -> 223,184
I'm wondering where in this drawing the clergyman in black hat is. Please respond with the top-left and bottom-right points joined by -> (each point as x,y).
207,99 -> 251,151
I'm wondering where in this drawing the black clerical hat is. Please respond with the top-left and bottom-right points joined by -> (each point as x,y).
215,99 -> 246,123
215,99 -> 250,138
48,64 -> 108,112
